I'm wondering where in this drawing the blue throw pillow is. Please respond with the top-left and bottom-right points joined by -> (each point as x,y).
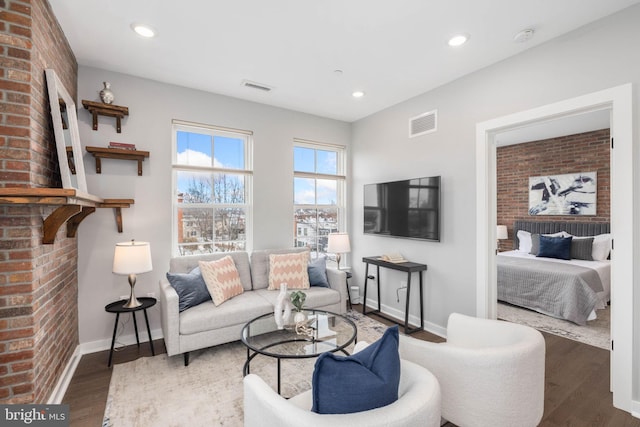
537,235 -> 572,260
308,256 -> 329,287
166,267 -> 211,312
311,325 -> 400,414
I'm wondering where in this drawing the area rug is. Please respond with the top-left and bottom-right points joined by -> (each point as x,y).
498,302 -> 610,350
102,310 -> 387,427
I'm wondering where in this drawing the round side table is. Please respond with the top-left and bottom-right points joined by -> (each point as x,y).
105,297 -> 156,367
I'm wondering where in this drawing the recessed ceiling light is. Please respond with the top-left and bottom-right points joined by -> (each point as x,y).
131,23 -> 156,38
352,91 -> 365,98
448,34 -> 469,47
514,29 -> 535,43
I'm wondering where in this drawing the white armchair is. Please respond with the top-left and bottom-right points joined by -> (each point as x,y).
399,313 -> 545,427
243,358 -> 441,427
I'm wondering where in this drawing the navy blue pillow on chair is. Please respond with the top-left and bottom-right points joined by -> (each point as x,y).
311,325 -> 400,414
537,235 -> 572,260
166,266 -> 211,312
308,256 -> 330,287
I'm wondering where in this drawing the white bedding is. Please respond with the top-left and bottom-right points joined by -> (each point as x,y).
498,250 -> 611,320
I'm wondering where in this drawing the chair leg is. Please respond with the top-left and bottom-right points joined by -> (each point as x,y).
184,352 -> 190,366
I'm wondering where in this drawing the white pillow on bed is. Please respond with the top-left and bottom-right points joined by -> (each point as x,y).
517,230 -> 532,253
592,234 -> 611,261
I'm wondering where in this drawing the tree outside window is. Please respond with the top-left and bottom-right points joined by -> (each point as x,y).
173,122 -> 252,256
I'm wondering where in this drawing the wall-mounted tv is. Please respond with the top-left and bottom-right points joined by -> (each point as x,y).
363,176 -> 441,242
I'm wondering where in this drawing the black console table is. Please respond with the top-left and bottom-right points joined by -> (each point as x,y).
362,256 -> 427,334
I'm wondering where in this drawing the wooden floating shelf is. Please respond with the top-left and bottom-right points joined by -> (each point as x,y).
0,188 -> 134,244
85,146 -> 150,176
81,100 -> 129,133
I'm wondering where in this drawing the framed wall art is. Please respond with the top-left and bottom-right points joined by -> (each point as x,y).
528,172 -> 596,216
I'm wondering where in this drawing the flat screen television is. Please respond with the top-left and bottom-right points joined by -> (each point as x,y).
363,176 -> 440,242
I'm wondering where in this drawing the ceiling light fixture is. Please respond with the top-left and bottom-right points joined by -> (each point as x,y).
131,23 -> 156,38
514,28 -> 535,43
352,91 -> 365,98
448,34 -> 469,47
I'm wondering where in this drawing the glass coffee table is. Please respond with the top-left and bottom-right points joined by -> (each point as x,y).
241,309 -> 357,394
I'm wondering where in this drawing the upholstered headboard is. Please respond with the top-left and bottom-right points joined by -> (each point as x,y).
513,220 -> 610,249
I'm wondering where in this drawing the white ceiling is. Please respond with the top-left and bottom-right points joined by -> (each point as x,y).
49,0 -> 639,123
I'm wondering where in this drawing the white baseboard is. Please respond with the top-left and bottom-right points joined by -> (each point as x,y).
631,400 -> 640,419
79,327 -> 164,355
362,298 -> 447,338
48,346 -> 82,404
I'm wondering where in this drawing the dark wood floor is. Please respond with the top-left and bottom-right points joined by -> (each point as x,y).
63,305 -> 640,426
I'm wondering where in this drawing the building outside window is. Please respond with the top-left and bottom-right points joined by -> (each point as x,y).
172,120 -> 252,256
293,139 -> 346,258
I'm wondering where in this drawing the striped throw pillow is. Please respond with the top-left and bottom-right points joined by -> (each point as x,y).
268,252 -> 310,290
199,256 -> 244,306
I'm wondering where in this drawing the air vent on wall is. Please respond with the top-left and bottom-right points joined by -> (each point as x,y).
241,79 -> 273,92
409,109 -> 437,138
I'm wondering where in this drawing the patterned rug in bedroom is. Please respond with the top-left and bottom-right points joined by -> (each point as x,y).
498,302 -> 610,350
102,310 -> 387,427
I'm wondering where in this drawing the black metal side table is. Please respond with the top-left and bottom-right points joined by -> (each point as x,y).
105,297 -> 156,367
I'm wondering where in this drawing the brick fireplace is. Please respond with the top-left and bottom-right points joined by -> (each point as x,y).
1,0 -> 79,403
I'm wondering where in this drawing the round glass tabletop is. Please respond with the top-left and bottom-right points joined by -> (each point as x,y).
241,309 -> 357,359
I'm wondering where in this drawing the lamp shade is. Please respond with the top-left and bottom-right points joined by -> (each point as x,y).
496,225 -> 508,240
327,233 -> 351,254
113,240 -> 152,275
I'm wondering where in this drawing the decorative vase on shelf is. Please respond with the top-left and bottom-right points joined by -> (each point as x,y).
274,283 -> 292,330
99,81 -> 114,104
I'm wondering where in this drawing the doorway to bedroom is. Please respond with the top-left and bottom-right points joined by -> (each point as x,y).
494,121 -> 611,351
475,84 -> 634,414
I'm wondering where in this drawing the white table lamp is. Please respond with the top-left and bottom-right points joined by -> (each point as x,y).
328,232 -> 351,270
496,225 -> 508,252
113,240 -> 152,308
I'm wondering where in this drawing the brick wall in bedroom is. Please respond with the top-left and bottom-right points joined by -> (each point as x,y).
0,0 -> 79,403
497,129 -> 610,251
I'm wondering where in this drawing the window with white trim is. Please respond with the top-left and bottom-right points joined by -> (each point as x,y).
293,139 -> 346,257
172,120 -> 252,256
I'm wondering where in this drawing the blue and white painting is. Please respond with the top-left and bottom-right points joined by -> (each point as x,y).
529,172 -> 597,216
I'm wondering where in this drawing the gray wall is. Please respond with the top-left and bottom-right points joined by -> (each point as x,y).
75,68 -> 350,346
349,4 -> 640,333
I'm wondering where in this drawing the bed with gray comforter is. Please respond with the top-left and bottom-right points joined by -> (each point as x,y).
497,220 -> 611,325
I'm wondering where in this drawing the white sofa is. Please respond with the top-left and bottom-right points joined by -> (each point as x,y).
159,248 -> 347,365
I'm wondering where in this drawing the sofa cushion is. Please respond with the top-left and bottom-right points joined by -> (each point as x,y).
166,266 -> 211,312
268,252 -> 310,290
199,256 -> 244,306
311,325 -> 401,414
251,248 -> 310,290
255,287 -> 340,309
179,292 -> 273,335
308,256 -> 329,287
170,252 -> 253,291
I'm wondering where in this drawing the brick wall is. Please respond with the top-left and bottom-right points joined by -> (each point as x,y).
0,0 -> 79,404
497,128 -> 610,251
